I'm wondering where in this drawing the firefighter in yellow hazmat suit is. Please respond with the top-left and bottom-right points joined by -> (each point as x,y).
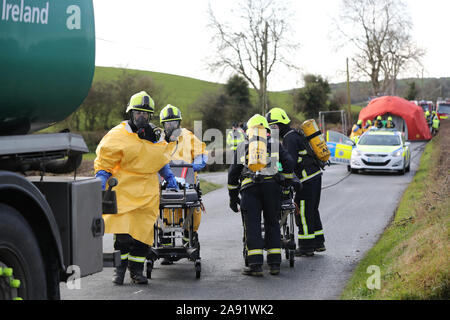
94,91 -> 178,285
350,119 -> 363,142
159,104 -> 208,265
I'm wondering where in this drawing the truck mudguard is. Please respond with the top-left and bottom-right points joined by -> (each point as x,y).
0,171 -> 65,270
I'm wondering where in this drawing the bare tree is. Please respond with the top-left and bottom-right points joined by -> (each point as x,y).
207,0 -> 298,115
381,29 -> 425,95
336,0 -> 424,96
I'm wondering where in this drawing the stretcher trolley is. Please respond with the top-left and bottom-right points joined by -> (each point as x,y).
279,185 -> 297,268
146,163 -> 203,279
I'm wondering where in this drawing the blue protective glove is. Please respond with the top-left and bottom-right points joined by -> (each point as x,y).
167,176 -> 179,189
192,154 -> 208,172
95,170 -> 112,190
159,164 -> 179,190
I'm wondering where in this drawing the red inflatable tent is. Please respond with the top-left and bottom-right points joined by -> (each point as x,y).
359,96 -> 431,141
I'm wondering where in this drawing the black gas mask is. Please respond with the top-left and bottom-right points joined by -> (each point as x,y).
131,110 -> 156,142
163,120 -> 181,142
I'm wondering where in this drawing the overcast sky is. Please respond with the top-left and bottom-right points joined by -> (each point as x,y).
93,0 -> 450,91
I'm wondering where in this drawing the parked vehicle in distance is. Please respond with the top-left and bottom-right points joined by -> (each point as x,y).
436,99 -> 450,120
350,129 -> 411,175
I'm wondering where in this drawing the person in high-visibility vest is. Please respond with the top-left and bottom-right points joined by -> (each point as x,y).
431,111 -> 440,135
226,122 -> 246,151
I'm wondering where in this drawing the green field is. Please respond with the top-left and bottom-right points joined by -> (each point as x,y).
92,66 -> 297,124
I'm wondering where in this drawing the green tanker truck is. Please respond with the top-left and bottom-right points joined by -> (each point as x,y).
0,0 -> 118,300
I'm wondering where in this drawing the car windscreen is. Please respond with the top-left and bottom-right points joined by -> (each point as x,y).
358,134 -> 401,146
438,104 -> 450,113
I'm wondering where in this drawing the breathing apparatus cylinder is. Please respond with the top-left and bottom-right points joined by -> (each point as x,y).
247,125 -> 268,172
300,119 -> 330,162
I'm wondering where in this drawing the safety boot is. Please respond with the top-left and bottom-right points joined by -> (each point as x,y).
315,243 -> 326,252
112,259 -> 128,285
269,264 -> 280,276
295,248 -> 314,257
242,264 -> 263,277
128,261 -> 148,285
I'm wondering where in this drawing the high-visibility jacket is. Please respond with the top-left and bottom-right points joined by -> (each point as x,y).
226,129 -> 246,151
94,121 -> 175,246
432,115 -> 440,129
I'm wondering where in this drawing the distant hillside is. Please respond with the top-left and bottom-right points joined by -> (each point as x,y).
93,66 -> 296,124
330,77 -> 450,105
93,66 -> 450,123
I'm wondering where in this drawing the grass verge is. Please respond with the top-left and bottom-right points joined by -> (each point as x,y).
199,179 -> 223,195
340,121 -> 450,300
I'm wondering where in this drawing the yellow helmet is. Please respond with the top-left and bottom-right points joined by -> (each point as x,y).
247,114 -> 270,130
357,119 -> 363,125
126,91 -> 155,113
388,116 -> 393,121
266,107 -> 291,125
377,116 -> 382,121
159,104 -> 182,123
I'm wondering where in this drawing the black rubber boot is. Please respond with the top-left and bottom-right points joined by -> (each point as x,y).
295,248 -> 315,257
128,261 -> 148,285
112,259 -> 128,285
269,264 -> 280,275
242,264 -> 264,277
315,243 -> 326,252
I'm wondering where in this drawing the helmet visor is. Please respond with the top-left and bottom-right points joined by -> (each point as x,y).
163,120 -> 180,131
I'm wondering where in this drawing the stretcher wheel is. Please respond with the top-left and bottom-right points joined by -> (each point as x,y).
289,250 -> 295,268
146,260 -> 154,279
195,260 -> 201,279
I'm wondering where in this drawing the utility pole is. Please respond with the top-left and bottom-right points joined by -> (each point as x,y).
346,58 -> 352,131
421,69 -> 424,100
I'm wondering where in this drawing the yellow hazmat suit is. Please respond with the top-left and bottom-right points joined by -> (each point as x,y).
95,121 -> 175,246
165,128 -> 207,232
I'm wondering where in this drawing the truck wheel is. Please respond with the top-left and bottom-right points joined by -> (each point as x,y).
0,204 -> 47,300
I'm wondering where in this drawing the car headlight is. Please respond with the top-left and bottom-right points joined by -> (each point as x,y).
392,150 -> 402,157
353,149 -> 362,156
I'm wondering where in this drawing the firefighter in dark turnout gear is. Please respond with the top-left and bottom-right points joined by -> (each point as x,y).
228,114 -> 295,276
266,108 -> 326,257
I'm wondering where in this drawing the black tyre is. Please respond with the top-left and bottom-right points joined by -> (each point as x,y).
0,204 -> 47,300
289,250 -> 295,268
195,260 -> 201,279
146,260 -> 153,279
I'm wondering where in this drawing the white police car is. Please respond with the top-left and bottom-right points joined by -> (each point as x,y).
350,129 -> 411,174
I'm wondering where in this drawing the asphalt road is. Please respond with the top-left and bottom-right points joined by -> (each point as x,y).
61,142 -> 427,300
